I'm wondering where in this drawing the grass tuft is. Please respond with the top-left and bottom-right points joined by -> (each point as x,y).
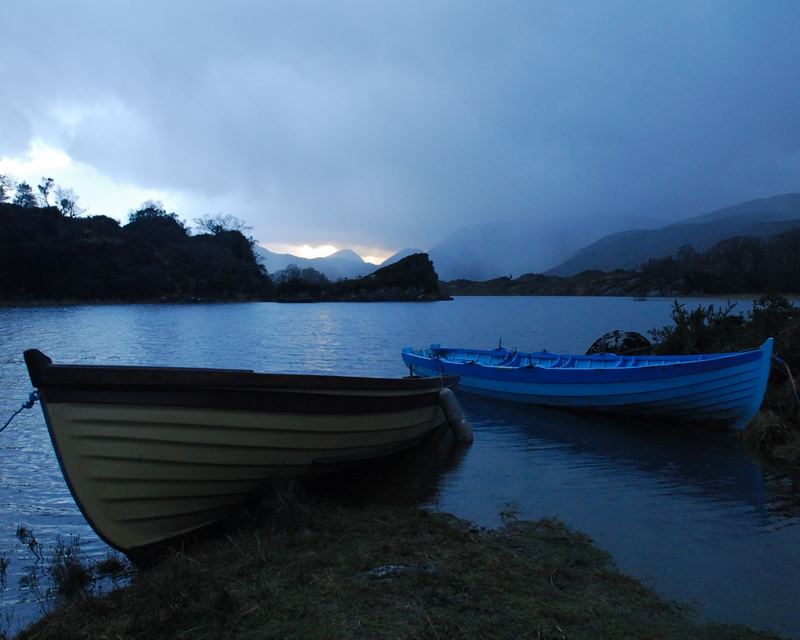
93,553 -> 129,579
13,529 -> 133,617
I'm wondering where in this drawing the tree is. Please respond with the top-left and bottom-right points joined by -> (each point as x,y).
13,182 -> 38,208
193,213 -> 251,235
128,200 -> 178,223
126,200 -> 187,243
299,267 -> 330,286
0,174 -> 15,202
273,264 -> 302,285
54,186 -> 86,218
272,264 -> 330,297
675,244 -> 698,263
37,177 -> 55,206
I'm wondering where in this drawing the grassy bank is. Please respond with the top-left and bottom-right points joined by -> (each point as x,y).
15,492 -> 782,640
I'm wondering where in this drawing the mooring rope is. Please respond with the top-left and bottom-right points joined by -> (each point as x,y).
772,355 -> 800,408
0,391 -> 39,435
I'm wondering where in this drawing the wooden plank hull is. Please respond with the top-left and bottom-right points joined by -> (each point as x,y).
402,339 -> 773,429
23,350 -> 452,555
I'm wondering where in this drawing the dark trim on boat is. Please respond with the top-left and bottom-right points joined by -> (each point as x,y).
24,348 -> 457,414
24,349 -> 455,393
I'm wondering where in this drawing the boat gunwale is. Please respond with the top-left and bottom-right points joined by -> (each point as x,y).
412,342 -> 767,367
24,349 -> 458,393
402,342 -> 769,385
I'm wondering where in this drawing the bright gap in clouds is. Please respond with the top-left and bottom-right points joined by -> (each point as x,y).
4,141 -> 396,266
265,244 -> 339,259
263,243 -> 391,264
0,140 -> 179,222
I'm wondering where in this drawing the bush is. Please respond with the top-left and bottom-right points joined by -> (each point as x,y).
649,301 -> 744,354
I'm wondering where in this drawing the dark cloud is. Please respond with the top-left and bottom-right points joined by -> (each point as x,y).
3,0 -> 799,249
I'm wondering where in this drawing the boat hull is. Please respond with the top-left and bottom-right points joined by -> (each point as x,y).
402,339 -> 773,429
24,350 -> 453,556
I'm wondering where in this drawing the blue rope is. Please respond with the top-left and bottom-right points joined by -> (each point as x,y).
0,391 -> 39,434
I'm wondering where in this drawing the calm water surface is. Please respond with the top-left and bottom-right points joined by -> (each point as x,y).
0,297 -> 798,636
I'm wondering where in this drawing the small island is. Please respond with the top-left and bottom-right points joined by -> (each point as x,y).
0,203 -> 449,305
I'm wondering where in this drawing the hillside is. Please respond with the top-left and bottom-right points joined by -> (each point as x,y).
379,247 -> 424,268
0,203 -> 272,303
548,193 -> 800,276
427,218 -> 599,281
444,227 -> 800,297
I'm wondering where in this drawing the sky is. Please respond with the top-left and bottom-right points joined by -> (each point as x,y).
2,1 -> 800,263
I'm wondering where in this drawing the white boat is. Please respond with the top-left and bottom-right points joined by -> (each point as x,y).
24,349 -> 456,559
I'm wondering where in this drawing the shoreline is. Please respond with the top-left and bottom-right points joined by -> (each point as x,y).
0,292 -> 793,308
441,291 -> 800,299
13,496 -> 787,640
0,295 -> 451,308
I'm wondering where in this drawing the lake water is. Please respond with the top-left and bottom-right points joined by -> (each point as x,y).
0,297 -> 798,637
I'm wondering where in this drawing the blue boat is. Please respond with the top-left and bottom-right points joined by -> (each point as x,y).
401,338 -> 773,429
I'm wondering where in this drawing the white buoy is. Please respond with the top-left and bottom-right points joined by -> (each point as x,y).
438,388 -> 473,444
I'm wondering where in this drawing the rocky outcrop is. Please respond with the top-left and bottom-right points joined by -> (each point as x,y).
585,331 -> 652,356
278,253 -> 451,302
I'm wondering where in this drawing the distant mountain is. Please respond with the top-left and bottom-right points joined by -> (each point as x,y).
548,193 -> 800,276
380,248 -> 424,267
328,248 -> 364,263
253,246 -> 374,280
427,219 -> 600,281
443,226 -> 800,297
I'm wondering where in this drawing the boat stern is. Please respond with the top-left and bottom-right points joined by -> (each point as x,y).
736,337 -> 774,430
401,346 -> 443,378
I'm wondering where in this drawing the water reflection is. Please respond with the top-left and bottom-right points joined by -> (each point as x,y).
308,425 -> 470,506
433,393 -> 800,638
456,395 -> 769,514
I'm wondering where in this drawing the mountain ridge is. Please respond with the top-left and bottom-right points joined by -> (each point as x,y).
253,245 -> 375,280
548,193 -> 800,276
254,193 -> 800,282
426,218 -> 601,281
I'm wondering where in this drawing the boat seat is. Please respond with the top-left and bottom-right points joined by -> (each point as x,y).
551,356 -> 574,368
499,351 -> 518,366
